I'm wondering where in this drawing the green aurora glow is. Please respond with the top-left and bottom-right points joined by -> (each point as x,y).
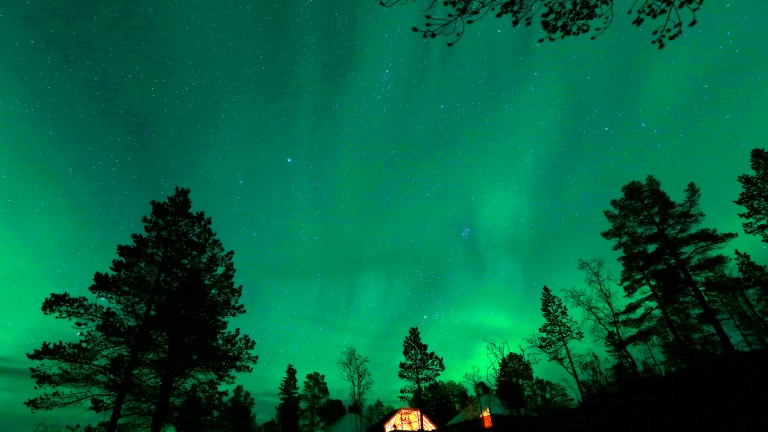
1,1 -> 767,430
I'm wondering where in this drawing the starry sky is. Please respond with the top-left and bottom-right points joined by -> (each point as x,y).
1,1 -> 767,430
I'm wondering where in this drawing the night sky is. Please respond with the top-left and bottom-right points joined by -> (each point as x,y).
1,1 -> 767,430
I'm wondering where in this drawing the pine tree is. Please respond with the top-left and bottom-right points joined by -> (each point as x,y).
276,364 -> 300,432
602,176 -> 736,355
528,286 -> 584,400
736,148 -> 768,243
398,327 -> 445,429
26,188 -> 258,431
300,372 -> 330,432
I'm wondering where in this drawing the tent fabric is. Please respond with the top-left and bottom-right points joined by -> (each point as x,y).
446,395 -> 510,426
383,407 -> 437,431
326,413 -> 370,432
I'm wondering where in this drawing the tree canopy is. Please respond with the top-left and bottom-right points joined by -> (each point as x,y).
26,187 -> 258,432
337,346 -> 373,413
398,326 -> 445,424
276,364 -> 301,432
528,286 -> 584,399
377,0 -> 704,49
602,175 -> 736,359
736,148 -> 768,243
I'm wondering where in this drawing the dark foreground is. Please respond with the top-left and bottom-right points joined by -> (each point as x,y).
446,350 -> 768,432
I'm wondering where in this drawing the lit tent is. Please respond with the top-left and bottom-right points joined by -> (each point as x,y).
383,408 -> 437,431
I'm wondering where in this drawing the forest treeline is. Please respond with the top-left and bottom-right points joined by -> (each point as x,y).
26,148 -> 768,431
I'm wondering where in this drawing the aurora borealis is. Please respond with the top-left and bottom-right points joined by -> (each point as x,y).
1,1 -> 767,430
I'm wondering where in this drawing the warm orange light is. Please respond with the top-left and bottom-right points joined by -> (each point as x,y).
481,408 -> 492,429
383,408 -> 437,431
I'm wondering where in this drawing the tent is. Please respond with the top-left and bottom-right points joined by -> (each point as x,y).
446,395 -> 510,430
383,407 -> 437,431
326,413 -> 370,432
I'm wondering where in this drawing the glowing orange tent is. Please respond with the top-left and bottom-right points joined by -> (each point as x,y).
383,407 -> 437,431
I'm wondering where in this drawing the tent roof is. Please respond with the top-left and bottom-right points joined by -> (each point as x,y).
327,413 -> 370,432
446,395 -> 510,426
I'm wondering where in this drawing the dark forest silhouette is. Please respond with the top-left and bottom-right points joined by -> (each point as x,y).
26,148 -> 768,431
377,0 -> 704,49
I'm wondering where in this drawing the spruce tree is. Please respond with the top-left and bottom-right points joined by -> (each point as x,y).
276,364 -> 300,432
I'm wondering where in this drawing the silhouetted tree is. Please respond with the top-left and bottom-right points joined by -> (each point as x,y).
736,148 -> 768,243
602,176 -> 737,355
482,340 -> 534,414
276,365 -> 300,432
421,380 -> 470,426
473,381 -> 492,397
377,0 -> 703,48
495,351 -> 534,414
528,286 -> 585,400
259,420 -> 280,432
527,378 -> 574,416
26,188 -> 258,432
219,385 -> 259,432
463,365 -> 483,392
705,252 -> 768,350
172,381 -> 224,432
319,399 -> 346,429
734,250 -> 768,320
575,351 -> 610,396
300,372 -> 330,432
337,346 -> 373,413
618,252 -> 701,368
398,327 -> 445,429
364,399 -> 390,426
564,258 -> 637,376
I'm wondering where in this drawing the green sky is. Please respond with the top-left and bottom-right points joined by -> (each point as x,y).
1,1 -> 767,430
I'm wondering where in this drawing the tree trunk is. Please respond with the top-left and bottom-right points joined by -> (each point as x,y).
150,369 -> 176,432
106,349 -> 137,432
738,289 -> 768,348
668,250 -> 736,353
562,339 -> 583,401
644,274 -> 696,364
105,299 -> 155,432
415,371 -> 423,431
